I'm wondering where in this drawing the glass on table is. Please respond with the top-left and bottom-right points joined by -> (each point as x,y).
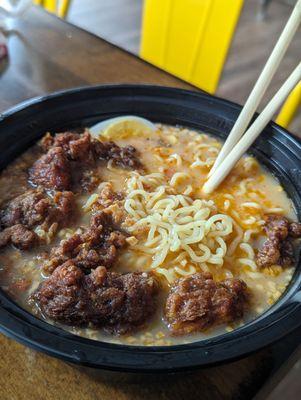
0,0 -> 31,63
0,0 -> 31,28
0,0 -> 32,17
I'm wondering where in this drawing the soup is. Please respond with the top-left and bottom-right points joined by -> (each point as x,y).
0,123 -> 300,346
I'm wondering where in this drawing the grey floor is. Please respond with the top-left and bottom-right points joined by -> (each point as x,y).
68,0 -> 142,54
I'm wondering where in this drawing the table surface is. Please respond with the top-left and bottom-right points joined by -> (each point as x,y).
0,6 -> 299,400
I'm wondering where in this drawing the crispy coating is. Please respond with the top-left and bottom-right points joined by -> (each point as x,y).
289,222 -> 301,238
33,262 -> 158,334
29,147 -> 71,191
44,131 -> 95,164
256,215 -> 301,268
0,224 -> 37,250
94,140 -> 143,170
31,131 -> 143,191
264,214 -> 289,241
165,272 -> 249,335
0,190 -> 74,250
0,189 -> 51,229
44,209 -> 126,273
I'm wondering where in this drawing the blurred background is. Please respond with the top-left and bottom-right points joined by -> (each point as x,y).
0,0 -> 300,133
63,0 -> 300,134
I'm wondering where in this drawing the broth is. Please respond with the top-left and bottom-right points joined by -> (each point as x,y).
0,124 -> 299,346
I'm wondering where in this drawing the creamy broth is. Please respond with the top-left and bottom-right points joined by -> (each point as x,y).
0,124 -> 298,346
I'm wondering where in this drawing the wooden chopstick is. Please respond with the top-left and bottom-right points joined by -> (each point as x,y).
208,0 -> 301,178
202,62 -> 301,194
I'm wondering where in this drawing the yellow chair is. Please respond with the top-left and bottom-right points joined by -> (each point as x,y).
276,81 -> 301,129
140,0 -> 299,128
140,0 -> 244,94
34,0 -> 71,18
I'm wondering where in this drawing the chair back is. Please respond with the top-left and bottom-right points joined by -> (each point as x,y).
140,0 -> 244,93
34,0 -> 70,18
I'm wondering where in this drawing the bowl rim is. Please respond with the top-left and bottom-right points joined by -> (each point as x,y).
0,83 -> 301,372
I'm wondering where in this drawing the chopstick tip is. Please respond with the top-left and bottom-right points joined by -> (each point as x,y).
201,181 -> 213,195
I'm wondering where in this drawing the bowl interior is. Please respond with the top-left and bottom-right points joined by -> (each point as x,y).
0,85 -> 300,371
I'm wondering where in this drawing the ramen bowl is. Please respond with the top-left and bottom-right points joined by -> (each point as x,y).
0,85 -> 300,372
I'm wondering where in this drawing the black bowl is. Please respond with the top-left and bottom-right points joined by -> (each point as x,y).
0,85 -> 300,372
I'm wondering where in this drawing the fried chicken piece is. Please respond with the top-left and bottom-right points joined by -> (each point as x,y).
33,262 -> 158,334
165,272 -> 249,335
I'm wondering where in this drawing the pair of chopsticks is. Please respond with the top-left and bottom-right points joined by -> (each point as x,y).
202,0 -> 301,194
